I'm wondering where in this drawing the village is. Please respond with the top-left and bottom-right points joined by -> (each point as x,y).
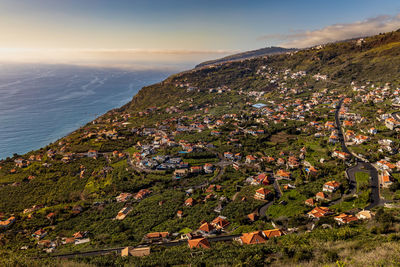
0,60 -> 399,259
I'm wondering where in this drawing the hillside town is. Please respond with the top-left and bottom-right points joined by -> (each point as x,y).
1,31 -> 400,266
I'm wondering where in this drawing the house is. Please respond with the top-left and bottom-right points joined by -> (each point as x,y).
188,238 -> 211,249
308,206 -> 333,219
276,158 -> 285,166
305,166 -> 318,176
334,214 -> 358,225
255,173 -> 272,185
182,232 -> 203,240
116,193 -> 132,202
315,192 -> 326,201
305,198 -> 315,207
239,231 -> 266,245
332,151 -> 351,160
343,120 -> 353,127
254,188 -> 273,200
354,135 -> 369,144
73,231 -> 88,239
206,184 -> 222,193
245,155 -> 257,164
262,229 -> 283,239
14,158 -> 29,168
177,210 -> 183,218
190,166 -> 203,174
377,160 -> 396,172
0,216 -> 15,228
173,169 -> 188,179
134,189 -> 152,200
328,134 -> 339,144
184,198 -> 195,207
345,130 -> 355,140
203,163 -> 214,174
198,222 -> 216,234
61,155 -> 72,163
385,117 -> 400,130
356,210 -> 373,220
275,169 -> 291,180
46,212 -> 56,220
144,232 -> 169,242
369,127 -> 378,135
287,156 -> 299,168
247,212 -> 259,222
323,181 -> 341,193
32,229 -> 48,240
211,216 -> 230,229
116,206 -> 132,220
380,170 -> 393,188
224,152 -> 234,160
121,246 -> 151,257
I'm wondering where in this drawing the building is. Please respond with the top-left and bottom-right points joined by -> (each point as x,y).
144,232 -> 169,242
188,238 -> 211,249
211,216 -> 230,229
245,155 -> 257,164
198,222 -> 216,234
334,214 -> 358,225
116,206 -> 132,220
32,229 -> 48,240
239,231 -> 266,245
275,169 -> 291,180
380,171 -> 393,188
332,151 -> 351,160
121,247 -> 151,257
254,188 -> 273,200
184,198 -> 195,207
316,192 -> 326,201
262,229 -> 283,239
323,181 -> 341,193
0,216 -> 15,228
173,169 -> 188,179
305,198 -> 315,207
116,192 -> 132,202
385,118 -> 400,130
308,206 -> 333,219
356,210 -> 373,220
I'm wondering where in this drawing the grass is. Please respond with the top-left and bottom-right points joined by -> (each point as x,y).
179,227 -> 192,234
355,172 -> 370,193
267,190 -> 308,218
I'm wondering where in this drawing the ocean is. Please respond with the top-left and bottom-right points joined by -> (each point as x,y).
0,63 -> 175,159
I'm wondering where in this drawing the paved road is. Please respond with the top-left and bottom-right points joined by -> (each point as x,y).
258,180 -> 282,217
49,234 -> 242,259
335,98 -> 381,210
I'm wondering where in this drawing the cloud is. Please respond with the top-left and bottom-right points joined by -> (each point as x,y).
259,14 -> 400,48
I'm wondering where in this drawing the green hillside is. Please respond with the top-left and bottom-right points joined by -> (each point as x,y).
2,30 -> 400,266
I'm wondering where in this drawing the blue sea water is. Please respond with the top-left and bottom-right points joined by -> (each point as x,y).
0,63 -> 175,159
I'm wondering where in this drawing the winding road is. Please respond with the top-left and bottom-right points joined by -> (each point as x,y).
335,98 -> 382,210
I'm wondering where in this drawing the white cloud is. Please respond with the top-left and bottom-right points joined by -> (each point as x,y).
259,14 -> 400,48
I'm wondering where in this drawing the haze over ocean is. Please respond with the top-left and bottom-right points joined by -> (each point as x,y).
0,63 -> 175,159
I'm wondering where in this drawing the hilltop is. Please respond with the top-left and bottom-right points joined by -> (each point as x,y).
195,46 -> 297,68
1,29 -> 400,266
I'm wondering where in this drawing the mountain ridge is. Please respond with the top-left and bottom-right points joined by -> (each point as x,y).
195,46 -> 297,68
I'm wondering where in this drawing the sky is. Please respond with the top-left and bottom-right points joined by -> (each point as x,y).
0,0 -> 400,68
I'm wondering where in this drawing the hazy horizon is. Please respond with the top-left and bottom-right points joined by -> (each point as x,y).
0,0 -> 399,66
